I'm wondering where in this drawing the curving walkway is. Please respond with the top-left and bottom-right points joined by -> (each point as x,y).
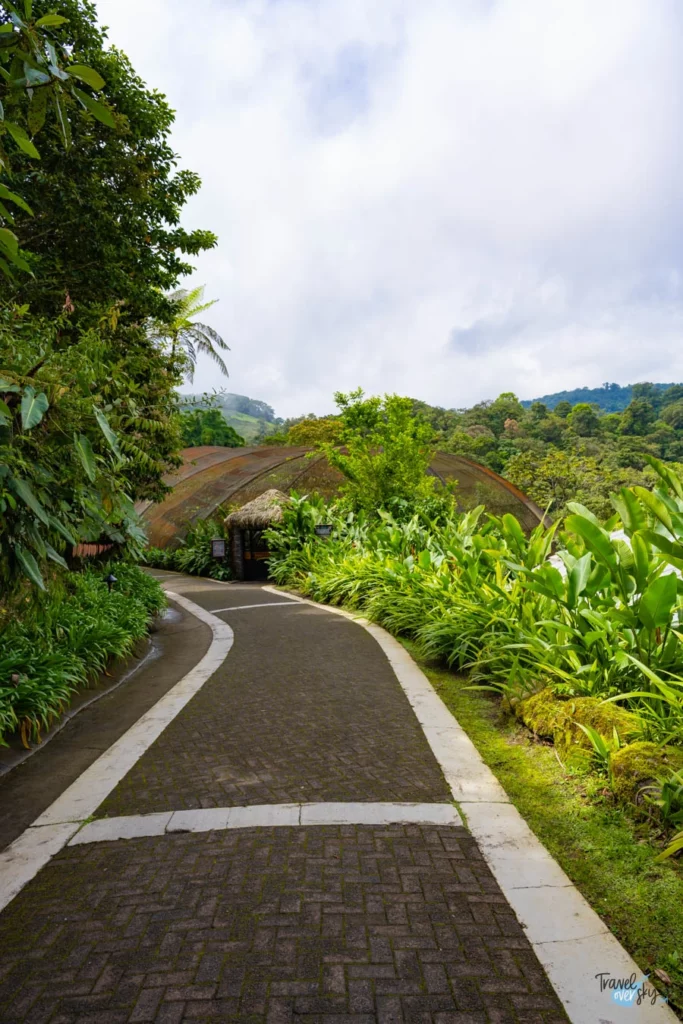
0,572 -> 667,1023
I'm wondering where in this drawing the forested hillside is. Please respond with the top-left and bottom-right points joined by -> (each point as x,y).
522,381 -> 680,413
181,392 -> 282,442
250,383 -> 683,519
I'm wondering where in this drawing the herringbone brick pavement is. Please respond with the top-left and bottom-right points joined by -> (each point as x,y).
0,825 -> 568,1023
99,604 -> 451,816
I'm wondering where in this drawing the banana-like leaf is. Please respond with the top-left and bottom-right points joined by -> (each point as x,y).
633,487 -> 675,535
565,515 -> 617,572
638,573 -> 679,630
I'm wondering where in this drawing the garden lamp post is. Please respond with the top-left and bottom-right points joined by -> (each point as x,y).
314,525 -> 333,540
104,572 -> 117,592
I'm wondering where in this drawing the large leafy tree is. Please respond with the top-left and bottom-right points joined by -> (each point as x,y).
0,1 -> 217,593
320,389 -> 437,513
2,0 -> 216,324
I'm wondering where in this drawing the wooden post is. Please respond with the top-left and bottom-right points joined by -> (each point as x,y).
230,527 -> 245,581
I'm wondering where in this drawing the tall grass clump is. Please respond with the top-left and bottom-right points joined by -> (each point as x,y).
0,563 -> 165,747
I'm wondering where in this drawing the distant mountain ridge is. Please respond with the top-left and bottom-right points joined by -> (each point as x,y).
521,382 -> 680,413
181,391 -> 283,443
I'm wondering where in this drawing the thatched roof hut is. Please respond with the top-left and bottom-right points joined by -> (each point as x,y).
225,489 -> 289,530
225,489 -> 289,581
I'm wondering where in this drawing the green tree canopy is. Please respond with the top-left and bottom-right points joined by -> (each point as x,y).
179,407 -> 244,448
3,0 -> 216,325
320,389 -> 438,513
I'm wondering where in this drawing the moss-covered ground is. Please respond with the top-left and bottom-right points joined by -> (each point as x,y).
402,641 -> 683,1018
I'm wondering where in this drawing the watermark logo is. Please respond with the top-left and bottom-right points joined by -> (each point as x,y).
595,972 -> 667,1008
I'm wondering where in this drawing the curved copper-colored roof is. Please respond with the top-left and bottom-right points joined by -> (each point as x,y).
139,446 -> 547,548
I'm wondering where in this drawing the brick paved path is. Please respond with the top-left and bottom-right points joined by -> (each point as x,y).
0,576 -> 569,1023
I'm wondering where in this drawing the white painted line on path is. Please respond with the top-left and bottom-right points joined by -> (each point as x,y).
264,586 -> 676,1024
212,601 -> 300,613
0,593 -> 233,915
68,802 -> 461,844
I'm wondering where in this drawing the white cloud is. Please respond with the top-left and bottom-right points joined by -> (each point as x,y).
95,0 -> 683,415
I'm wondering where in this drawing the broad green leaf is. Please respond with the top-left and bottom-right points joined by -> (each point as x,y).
565,502 -> 601,527
35,13 -> 68,26
73,88 -> 115,127
14,544 -> 45,590
11,476 -> 49,524
630,531 -> 651,592
93,405 -> 121,456
640,529 -> 683,563
638,573 -> 678,630
633,487 -> 674,535
23,0 -> 32,19
74,432 -> 96,481
644,454 -> 683,501
45,542 -> 68,569
567,552 -> 592,609
565,514 -> 617,572
0,398 -> 10,424
0,227 -> 18,256
67,64 -> 105,90
4,120 -> 40,158
611,488 -> 646,534
0,377 -> 20,392
20,385 -> 48,428
27,86 -> 47,135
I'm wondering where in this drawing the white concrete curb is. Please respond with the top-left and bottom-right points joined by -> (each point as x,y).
68,802 -> 461,845
264,587 -> 676,1024
0,593 -> 233,916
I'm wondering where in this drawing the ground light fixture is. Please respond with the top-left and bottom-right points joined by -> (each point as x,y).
314,524 -> 333,539
104,572 -> 117,592
211,538 -> 226,559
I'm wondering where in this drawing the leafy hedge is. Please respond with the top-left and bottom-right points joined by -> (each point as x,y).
0,564 -> 165,747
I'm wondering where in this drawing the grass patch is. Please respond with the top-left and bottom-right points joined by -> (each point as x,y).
402,640 -> 683,1017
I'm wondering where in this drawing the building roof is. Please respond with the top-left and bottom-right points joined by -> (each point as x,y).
137,446 -> 548,548
224,489 -> 289,529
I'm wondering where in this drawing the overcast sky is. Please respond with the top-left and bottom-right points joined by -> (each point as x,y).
94,0 -> 683,417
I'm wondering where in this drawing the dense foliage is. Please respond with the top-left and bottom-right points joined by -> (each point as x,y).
267,459 -> 683,858
144,515 -> 232,581
257,383 -> 683,519
1,2 -> 216,745
0,0 -> 215,595
179,407 -> 244,448
0,563 -> 165,746
523,381 -> 680,414
317,389 -> 440,513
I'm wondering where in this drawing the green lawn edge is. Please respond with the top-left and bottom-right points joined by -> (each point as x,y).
400,640 -> 683,1017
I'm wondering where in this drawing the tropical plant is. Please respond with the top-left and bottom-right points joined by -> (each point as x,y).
0,563 -> 164,746
143,515 -> 232,581
318,389 -> 439,514
0,0 -> 114,277
150,286 -> 229,382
